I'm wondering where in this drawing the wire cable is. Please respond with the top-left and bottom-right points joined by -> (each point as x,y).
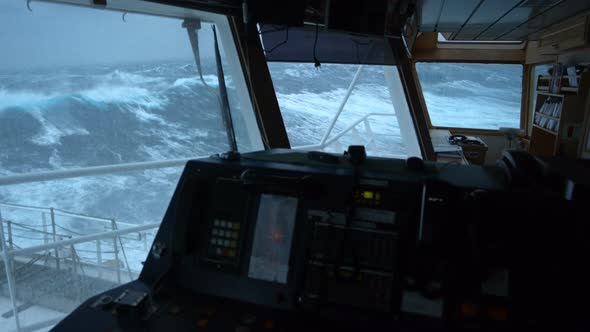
313,24 -> 321,69
263,27 -> 289,53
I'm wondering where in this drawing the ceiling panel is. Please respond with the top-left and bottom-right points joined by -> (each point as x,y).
418,0 -> 445,31
449,0 -> 522,40
417,0 -> 590,41
477,6 -> 542,40
435,0 -> 482,31
501,0 -> 590,40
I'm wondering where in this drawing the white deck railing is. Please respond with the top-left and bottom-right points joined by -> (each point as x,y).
0,158 -> 191,187
0,204 -> 160,332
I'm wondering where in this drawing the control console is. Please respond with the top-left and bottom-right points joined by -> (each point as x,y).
53,149 -> 588,331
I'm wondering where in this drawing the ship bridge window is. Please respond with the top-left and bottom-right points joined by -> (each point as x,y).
267,63 -> 422,158
416,62 -> 523,130
0,2 -> 261,330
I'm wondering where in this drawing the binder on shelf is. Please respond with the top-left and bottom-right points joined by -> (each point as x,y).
531,72 -> 589,158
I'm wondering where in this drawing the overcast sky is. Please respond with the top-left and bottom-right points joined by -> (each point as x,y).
0,0 -> 215,70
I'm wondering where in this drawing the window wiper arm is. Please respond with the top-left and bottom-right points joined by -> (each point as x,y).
183,19 -> 211,88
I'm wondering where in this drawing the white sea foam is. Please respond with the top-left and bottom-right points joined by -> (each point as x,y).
101,70 -> 165,85
0,89 -> 59,111
172,74 -> 221,89
77,85 -> 166,109
27,108 -> 90,146
276,83 -> 400,148
126,105 -> 167,125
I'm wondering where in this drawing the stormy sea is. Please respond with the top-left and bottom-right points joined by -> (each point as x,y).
0,61 -> 521,262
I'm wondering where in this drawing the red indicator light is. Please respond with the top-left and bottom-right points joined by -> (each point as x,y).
271,227 -> 283,242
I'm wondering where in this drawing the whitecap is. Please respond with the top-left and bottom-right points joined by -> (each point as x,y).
77,86 -> 166,109
172,74 -> 220,89
102,70 -> 164,85
0,89 -> 59,111
27,108 -> 90,146
126,105 -> 166,125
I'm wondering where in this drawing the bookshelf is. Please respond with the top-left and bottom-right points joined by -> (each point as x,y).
529,72 -> 590,158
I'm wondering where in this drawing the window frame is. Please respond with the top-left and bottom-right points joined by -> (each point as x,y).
0,1 -> 266,181
46,0 -> 266,153
264,62 -> 424,158
2,0 -> 265,167
413,59 -> 527,135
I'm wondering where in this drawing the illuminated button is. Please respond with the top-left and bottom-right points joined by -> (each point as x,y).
226,222 -> 233,228
212,229 -> 218,236
223,240 -> 230,247
214,219 -> 220,227
487,305 -> 508,321
461,303 -> 478,318
233,223 -> 240,230
220,220 -> 227,228
230,241 -> 237,248
210,238 -> 216,245
362,191 -> 374,199
216,248 -> 222,255
263,320 -> 274,329
232,232 -> 239,239
228,249 -> 236,257
196,319 -> 209,328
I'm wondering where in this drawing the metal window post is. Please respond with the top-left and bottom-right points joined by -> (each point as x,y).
0,211 -> 21,332
50,208 -> 60,270
7,221 -> 13,249
96,239 -> 103,278
70,245 -> 77,273
112,220 -> 121,284
42,212 -> 48,245
96,240 -> 102,265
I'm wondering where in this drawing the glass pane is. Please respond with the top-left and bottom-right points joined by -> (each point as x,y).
416,63 -> 523,130
268,63 -> 411,158
0,2 -> 259,330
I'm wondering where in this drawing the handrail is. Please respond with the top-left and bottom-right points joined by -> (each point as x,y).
52,208 -> 115,224
0,202 -> 135,227
0,203 -> 47,213
295,112 -> 395,150
0,157 -> 197,187
320,65 -> 365,145
0,222 -> 160,257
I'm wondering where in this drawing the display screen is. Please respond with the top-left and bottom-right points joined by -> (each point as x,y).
248,194 -> 298,284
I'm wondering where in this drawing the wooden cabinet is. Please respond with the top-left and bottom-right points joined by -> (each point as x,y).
530,73 -> 590,158
538,15 -> 589,54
